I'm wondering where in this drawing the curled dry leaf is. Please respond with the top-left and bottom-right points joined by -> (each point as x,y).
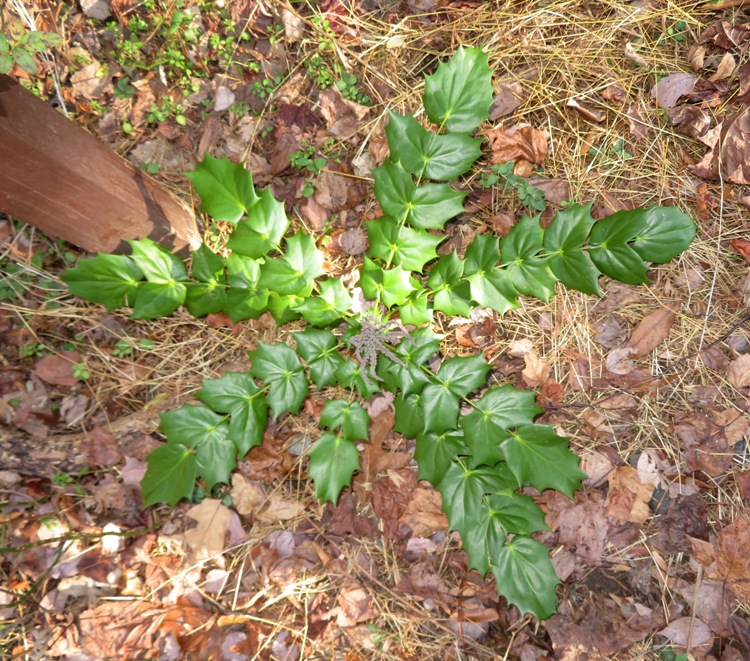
691,106 -> 750,184
650,72 -> 697,108
708,51 -> 737,83
567,98 -> 604,123
521,351 -> 551,387
699,21 -> 750,50
604,465 -> 654,525
485,123 -> 549,165
626,102 -> 651,142
730,238 -> 750,262
728,353 -> 750,389
182,499 -> 232,561
489,82 -> 524,119
626,307 -> 676,358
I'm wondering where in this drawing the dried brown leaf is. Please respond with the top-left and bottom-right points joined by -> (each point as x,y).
728,353 -> 750,389
605,466 -> 654,524
626,307 -> 676,357
489,82 -> 523,119
709,52 -> 737,82
35,351 -> 81,387
521,351 -> 550,387
486,123 -> 549,165
182,499 -> 231,560
650,72 -> 697,108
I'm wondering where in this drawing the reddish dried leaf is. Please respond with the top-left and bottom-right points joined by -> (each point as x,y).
650,72 -> 697,108
35,351 -> 81,387
716,516 -> 750,599
557,498 -> 609,565
489,82 -> 524,119
486,123 -> 549,165
731,238 -> 750,262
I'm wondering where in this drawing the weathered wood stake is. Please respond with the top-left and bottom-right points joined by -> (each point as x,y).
0,74 -> 201,254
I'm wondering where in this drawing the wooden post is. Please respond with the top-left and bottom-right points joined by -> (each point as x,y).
0,75 -> 201,255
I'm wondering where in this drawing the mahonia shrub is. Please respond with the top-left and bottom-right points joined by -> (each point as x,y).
61,47 -> 697,619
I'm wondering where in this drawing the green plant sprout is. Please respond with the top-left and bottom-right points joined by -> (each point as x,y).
336,72 -> 371,106
480,161 -> 547,212
289,142 -> 327,175
61,48 -> 696,620
0,25 -> 62,75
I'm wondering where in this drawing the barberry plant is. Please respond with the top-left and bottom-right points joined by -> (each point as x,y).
61,47 -> 696,619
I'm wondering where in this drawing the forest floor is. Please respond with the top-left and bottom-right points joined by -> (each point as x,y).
2,0 -> 750,659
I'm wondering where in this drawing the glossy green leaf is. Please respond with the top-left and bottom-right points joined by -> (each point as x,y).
378,328 -> 441,397
334,359 -> 381,398
491,536 -> 560,619
128,238 -> 189,283
467,267 -> 520,315
499,424 -> 586,497
372,159 -> 465,229
620,206 -> 697,262
435,354 -> 491,397
195,432 -> 236,491
397,292 -> 433,326
320,400 -> 370,442
422,46 -> 494,133
543,203 -> 601,295
284,232 -> 325,281
131,281 -> 187,319
141,444 -> 197,507
464,233 -> 500,275
415,429 -> 468,485
587,242 -> 650,285
258,257 -> 308,295
61,254 -> 143,310
394,393 -> 425,438
191,244 -> 225,283
249,342 -> 308,417
196,372 -> 267,456
293,328 -> 345,387
427,251 -> 472,316
159,404 -> 229,448
460,385 -> 544,466
421,382 -> 460,433
224,254 -> 269,321
185,154 -> 259,224
359,258 -> 416,307
501,215 -> 558,301
266,291 -> 305,325
226,188 -> 289,258
438,460 -> 512,539
0,53 -> 11,75
366,217 -> 442,273
294,277 -> 352,326
385,112 -> 483,180
308,432 -> 360,504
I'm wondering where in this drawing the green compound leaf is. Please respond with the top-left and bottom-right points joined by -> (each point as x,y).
159,404 -> 229,449
128,238 -> 189,283
420,382 -> 461,433
464,232 -> 500,275
334,359 -> 381,398
258,257 -> 308,295
422,46 -> 494,133
359,257 -> 417,307
379,328 -> 440,396
185,154 -> 259,224
435,353 -> 492,397
195,432 -> 237,492
284,232 -> 325,282
385,112 -> 483,180
608,205 -> 697,262
249,342 -> 308,417
294,277 -> 352,327
196,372 -> 267,456
543,203 -> 601,295
13,47 -> 38,75
499,424 -> 586,497
224,254 -> 269,321
266,291 -> 307,325
131,281 -> 187,319
427,251 -> 473,317
467,267 -> 520,316
460,385 -> 544,466
186,245 -> 228,317
293,327 -> 345,387
142,444 -> 197,507
415,429 -> 468,485
491,536 -> 560,620
366,217 -> 442,273
226,188 -> 290,258
587,241 -> 650,285
438,460 -> 514,540
372,159 -> 466,229
320,400 -> 370,442
464,491 -> 549,577
308,432 -> 360,504
501,215 -> 558,302
61,254 -> 143,310
394,393 -> 425,438
397,292 -> 433,326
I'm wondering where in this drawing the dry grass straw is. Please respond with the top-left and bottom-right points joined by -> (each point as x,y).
3,0 -> 750,656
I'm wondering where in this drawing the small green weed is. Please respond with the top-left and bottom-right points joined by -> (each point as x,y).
73,363 -> 90,381
336,72 -> 371,106
480,162 -> 546,213
20,342 -> 45,358
290,142 -> 327,175
0,24 -> 62,75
